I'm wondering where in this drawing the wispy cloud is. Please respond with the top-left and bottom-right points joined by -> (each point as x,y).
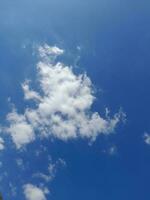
144,132 -> 150,145
32,158 -> 66,183
0,137 -> 5,150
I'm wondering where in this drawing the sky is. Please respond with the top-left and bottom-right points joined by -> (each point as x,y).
0,0 -> 150,200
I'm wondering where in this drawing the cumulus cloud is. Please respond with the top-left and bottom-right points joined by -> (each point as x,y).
6,110 -> 35,149
5,44 -> 124,148
23,184 -> 49,200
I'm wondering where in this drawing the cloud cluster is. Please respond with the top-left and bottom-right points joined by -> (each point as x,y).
5,44 -> 124,148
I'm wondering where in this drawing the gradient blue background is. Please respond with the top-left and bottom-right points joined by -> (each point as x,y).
0,0 -> 150,199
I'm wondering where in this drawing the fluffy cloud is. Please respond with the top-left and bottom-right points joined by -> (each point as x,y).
6,44 -> 124,148
6,110 -> 35,149
23,184 -> 49,200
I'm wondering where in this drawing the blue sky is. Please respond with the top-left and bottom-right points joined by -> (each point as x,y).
0,0 -> 150,200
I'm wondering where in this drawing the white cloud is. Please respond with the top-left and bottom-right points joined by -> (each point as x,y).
0,137 -> 4,150
23,184 -> 49,200
22,80 -> 41,101
38,44 -> 64,61
6,110 -> 35,149
33,163 -> 57,183
6,44 -> 124,148
33,158 -> 66,183
33,172 -> 52,182
144,132 -> 150,145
